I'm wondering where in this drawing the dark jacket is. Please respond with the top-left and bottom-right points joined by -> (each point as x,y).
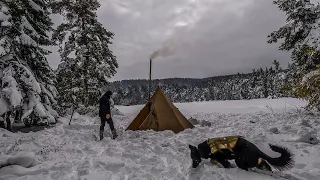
99,93 -> 111,117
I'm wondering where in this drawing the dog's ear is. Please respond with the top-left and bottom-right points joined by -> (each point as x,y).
189,144 -> 194,149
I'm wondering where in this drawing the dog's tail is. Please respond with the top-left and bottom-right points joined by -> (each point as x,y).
258,144 -> 294,171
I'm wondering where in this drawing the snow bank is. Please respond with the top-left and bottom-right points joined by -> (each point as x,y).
0,152 -> 39,179
0,128 -> 16,137
0,165 -> 37,178
7,152 -> 39,168
0,155 -> 10,168
0,152 -> 38,168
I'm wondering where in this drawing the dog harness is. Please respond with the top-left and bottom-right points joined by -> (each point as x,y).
207,136 -> 240,155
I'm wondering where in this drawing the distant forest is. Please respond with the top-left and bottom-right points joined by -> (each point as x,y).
108,61 -> 296,106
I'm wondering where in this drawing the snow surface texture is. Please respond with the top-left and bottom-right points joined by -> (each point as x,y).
1,98 -> 320,180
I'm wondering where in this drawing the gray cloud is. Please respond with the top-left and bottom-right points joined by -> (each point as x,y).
47,0 -> 292,80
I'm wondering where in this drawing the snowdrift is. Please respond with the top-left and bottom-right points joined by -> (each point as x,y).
0,152 -> 39,178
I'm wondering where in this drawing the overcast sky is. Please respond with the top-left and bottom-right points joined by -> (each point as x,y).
47,0 -> 319,81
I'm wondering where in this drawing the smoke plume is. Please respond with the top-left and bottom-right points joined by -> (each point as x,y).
150,38 -> 177,60
149,0 -> 210,60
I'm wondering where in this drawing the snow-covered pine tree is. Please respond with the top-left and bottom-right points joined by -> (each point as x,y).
272,60 -> 286,98
273,60 -> 281,72
0,0 -> 59,128
54,61 -> 77,115
268,0 -> 320,110
282,62 -> 299,97
52,0 -> 118,108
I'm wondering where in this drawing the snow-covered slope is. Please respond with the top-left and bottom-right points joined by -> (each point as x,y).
1,98 -> 320,180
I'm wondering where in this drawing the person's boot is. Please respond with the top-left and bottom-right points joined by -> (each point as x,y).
111,129 -> 118,139
100,130 -> 104,140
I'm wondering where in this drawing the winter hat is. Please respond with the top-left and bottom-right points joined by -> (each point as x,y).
105,90 -> 113,96
102,90 -> 113,98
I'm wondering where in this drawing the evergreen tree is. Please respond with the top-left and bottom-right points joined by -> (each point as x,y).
268,0 -> 320,110
0,0 -> 59,127
262,71 -> 269,98
109,67 -> 293,105
273,60 -> 281,72
52,0 -> 118,108
54,62 -> 77,115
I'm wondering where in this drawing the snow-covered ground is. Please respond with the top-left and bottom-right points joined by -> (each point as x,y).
1,98 -> 320,180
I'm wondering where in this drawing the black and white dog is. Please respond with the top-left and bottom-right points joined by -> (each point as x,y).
189,136 -> 294,171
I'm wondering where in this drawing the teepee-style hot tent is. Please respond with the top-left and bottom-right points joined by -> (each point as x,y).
125,87 -> 194,133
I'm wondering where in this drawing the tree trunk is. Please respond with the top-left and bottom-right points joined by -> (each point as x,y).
83,65 -> 89,107
84,76 -> 89,107
0,115 -> 5,129
5,111 -> 12,131
14,107 -> 22,123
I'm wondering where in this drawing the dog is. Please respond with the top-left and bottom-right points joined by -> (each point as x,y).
188,136 -> 294,172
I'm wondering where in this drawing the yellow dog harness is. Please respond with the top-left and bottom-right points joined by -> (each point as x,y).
207,136 -> 240,155
207,136 -> 265,166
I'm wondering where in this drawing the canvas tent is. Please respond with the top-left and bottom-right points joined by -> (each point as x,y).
126,88 -> 194,133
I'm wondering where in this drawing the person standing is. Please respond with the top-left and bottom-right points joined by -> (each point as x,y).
99,91 -> 117,140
